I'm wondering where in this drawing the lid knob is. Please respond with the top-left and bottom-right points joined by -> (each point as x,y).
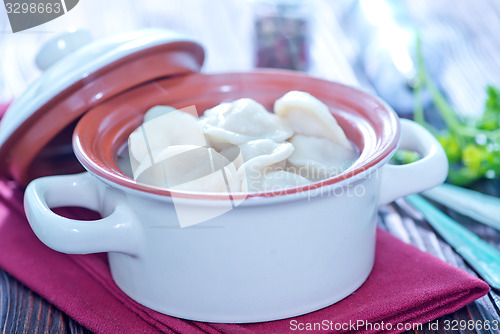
35,30 -> 93,71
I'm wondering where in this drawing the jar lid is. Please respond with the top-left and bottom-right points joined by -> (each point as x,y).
0,29 -> 204,185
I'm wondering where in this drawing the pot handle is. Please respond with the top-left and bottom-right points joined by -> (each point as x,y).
24,172 -> 141,255
378,119 -> 448,206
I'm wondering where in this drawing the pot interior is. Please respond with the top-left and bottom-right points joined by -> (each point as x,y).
74,71 -> 399,199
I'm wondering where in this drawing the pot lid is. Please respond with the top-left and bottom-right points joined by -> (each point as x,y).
0,28 -> 204,185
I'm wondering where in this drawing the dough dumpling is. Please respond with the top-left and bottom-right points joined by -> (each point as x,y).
287,135 -> 357,182
133,145 -> 240,193
274,91 -> 351,148
129,108 -> 206,166
200,98 -> 293,147
126,93 -> 358,194
219,139 -> 291,170
235,140 -> 295,192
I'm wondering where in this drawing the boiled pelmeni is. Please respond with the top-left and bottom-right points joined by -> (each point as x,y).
287,135 -> 357,182
129,109 -> 206,166
274,91 -> 351,148
237,140 -> 295,191
133,145 -> 240,193
200,98 -> 293,146
219,139 -> 291,170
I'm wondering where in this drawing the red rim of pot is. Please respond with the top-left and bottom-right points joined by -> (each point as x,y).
73,70 -> 400,200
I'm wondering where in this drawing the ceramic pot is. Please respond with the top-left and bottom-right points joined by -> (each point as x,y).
23,71 -> 447,323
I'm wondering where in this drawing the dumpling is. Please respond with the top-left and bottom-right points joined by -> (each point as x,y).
128,108 -> 206,168
287,135 -> 357,182
219,139 -> 291,170
234,140 -> 295,192
200,98 -> 293,147
236,140 -> 294,175
274,91 -> 351,148
251,170 -> 311,192
125,92 -> 358,195
133,145 -> 240,193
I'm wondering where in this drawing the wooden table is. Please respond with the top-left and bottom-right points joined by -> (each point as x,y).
1,1 -> 500,333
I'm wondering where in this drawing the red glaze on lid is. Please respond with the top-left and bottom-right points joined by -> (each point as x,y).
0,41 -> 204,186
73,70 -> 400,200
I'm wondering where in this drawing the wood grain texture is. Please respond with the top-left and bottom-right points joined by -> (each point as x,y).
0,270 -> 90,334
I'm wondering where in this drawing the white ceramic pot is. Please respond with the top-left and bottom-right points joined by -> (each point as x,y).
4,30 -> 450,323
24,102 -> 447,323
8,29 -> 447,323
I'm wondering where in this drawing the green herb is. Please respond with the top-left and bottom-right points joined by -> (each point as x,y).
391,149 -> 421,165
413,35 -> 500,186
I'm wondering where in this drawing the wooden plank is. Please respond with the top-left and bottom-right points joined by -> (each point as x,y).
0,269 -> 90,334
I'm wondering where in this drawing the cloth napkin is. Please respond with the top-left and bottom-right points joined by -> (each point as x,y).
0,103 -> 490,334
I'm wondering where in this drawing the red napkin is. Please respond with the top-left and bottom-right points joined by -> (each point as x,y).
0,103 -> 490,333
0,180 -> 490,334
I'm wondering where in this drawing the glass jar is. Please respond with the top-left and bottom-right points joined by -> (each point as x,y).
253,0 -> 311,71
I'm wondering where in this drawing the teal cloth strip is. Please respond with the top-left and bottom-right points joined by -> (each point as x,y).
424,184 -> 500,231
406,194 -> 500,290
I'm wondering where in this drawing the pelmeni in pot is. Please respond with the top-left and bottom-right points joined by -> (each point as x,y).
127,91 -> 357,193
